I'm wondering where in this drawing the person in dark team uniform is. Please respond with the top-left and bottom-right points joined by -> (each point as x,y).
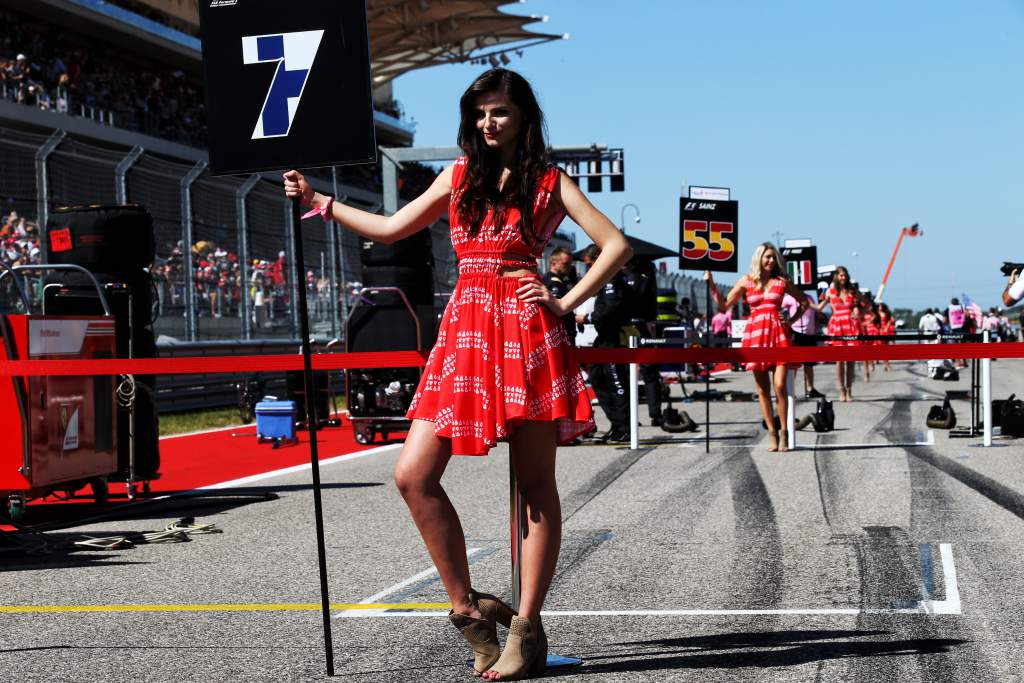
542,246 -> 579,345
577,244 -> 630,443
622,255 -> 664,426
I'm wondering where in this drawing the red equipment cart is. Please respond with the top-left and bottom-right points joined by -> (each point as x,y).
0,265 -> 119,523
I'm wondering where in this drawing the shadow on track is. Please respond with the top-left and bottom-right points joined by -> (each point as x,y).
562,630 -> 966,675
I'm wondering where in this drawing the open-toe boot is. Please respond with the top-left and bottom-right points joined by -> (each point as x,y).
779,429 -> 790,452
450,591 -> 517,677
484,615 -> 548,680
767,429 -> 780,452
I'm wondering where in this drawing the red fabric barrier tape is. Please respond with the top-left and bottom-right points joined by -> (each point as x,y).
0,342 -> 1020,377
0,350 -> 428,377
574,342 -> 1024,365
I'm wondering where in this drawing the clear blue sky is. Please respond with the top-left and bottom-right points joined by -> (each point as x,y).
393,0 -> 1023,311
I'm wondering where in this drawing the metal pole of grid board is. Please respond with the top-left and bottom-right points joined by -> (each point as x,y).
289,196 -> 335,675
236,174 -> 260,340
285,199 -> 300,339
705,283 -> 711,453
34,129 -> 66,264
180,161 -> 207,341
329,168 -> 342,339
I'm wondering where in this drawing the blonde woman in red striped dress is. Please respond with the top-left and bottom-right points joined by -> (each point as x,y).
705,243 -> 811,452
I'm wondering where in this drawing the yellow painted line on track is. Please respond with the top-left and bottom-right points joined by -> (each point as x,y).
0,602 -> 451,614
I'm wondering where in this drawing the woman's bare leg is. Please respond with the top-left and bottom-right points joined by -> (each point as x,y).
835,361 -> 847,400
752,370 -> 775,428
507,421 -> 560,628
773,365 -> 789,431
393,419 -> 478,617
846,361 -> 856,399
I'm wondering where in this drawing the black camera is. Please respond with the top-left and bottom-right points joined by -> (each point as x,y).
1000,262 -> 1024,277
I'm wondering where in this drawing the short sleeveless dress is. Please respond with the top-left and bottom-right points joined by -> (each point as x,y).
825,288 -> 859,346
862,318 -> 881,346
406,158 -> 596,455
740,276 -> 798,371
880,316 -> 895,343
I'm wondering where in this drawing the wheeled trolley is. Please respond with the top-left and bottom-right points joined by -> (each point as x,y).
344,286 -> 433,445
0,264 -> 121,523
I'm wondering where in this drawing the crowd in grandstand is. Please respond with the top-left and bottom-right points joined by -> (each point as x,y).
0,8 -> 208,145
0,211 -> 42,267
151,240 -> 343,328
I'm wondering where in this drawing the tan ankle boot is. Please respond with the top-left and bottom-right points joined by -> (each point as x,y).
450,591 -> 517,677
484,615 -> 548,680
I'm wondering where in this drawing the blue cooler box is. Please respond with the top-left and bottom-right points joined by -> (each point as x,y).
255,400 -> 297,441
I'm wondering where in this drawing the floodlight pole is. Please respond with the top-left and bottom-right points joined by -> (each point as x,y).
290,197 -> 336,676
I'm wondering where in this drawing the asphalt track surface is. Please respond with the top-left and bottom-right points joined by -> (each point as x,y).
3,359 -> 1024,682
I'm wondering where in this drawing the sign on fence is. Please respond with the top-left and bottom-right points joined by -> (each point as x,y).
679,198 -> 739,273
198,0 -> 376,175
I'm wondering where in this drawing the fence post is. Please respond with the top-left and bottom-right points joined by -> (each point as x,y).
180,161 -> 207,341
786,368 -> 796,450
983,329 -> 992,446
237,175 -> 260,341
34,129 -> 66,263
114,145 -> 143,204
380,148 -> 400,216
629,335 -> 639,450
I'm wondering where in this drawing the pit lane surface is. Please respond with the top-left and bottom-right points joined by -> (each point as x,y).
2,360 -> 1024,682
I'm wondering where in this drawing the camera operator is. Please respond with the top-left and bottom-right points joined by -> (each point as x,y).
1003,266 -> 1024,307
622,255 -> 664,426
576,244 -> 630,443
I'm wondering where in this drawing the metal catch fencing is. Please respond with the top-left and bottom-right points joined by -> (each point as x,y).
0,125 -> 458,344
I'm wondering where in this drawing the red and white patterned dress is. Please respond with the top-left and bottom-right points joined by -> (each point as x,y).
862,316 -> 881,346
741,276 -> 798,372
825,287 -> 859,346
880,315 -> 896,343
406,158 -> 595,455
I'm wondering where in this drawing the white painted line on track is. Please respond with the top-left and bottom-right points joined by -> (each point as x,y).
338,606 -> 943,618
200,443 -> 402,490
921,543 -> 961,615
337,547 -> 483,619
338,543 -> 963,619
160,423 -> 254,440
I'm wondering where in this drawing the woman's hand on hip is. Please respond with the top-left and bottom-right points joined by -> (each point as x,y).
517,277 -> 564,315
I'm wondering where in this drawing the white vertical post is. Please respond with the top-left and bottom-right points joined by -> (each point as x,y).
983,329 -> 992,447
786,367 -> 796,450
629,335 -> 639,450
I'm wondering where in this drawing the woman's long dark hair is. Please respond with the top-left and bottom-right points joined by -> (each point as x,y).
832,265 -> 852,294
456,69 -> 549,243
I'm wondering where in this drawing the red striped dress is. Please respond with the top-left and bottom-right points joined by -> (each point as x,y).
880,316 -> 896,343
825,287 -> 859,346
862,317 -> 881,346
741,276 -> 798,371
406,158 -> 595,455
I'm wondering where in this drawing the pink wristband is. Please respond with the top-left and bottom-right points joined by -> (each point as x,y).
301,195 -> 333,221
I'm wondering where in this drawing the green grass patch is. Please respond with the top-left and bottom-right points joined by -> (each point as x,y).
160,408 -> 245,437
